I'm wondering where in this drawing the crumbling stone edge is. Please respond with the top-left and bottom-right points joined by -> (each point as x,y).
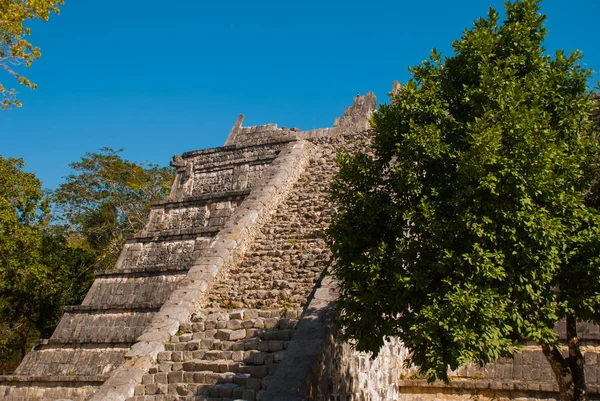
89,140 -> 314,401
263,272 -> 339,401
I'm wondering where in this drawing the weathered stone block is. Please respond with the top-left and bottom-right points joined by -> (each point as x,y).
264,318 -> 279,330
215,329 -> 232,341
227,320 -> 243,330
167,371 -> 183,384
155,372 -> 168,384
229,329 -> 246,341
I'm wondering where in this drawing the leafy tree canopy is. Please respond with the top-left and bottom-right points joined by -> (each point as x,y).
329,1 -> 599,400
0,149 -> 171,371
0,0 -> 63,108
0,156 -> 48,336
0,155 -> 94,372
52,147 -> 173,271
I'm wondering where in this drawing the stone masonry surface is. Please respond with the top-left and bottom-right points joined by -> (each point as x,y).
0,105 -> 292,400
3,88 -> 600,401
112,115 -> 376,401
204,132 -> 372,312
88,139 -> 314,401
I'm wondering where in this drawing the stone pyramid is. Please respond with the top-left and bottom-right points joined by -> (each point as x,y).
1,89 -> 599,401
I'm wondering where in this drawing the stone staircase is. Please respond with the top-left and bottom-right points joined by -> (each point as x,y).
128,308 -> 300,400
122,132 -> 373,401
205,132 -> 370,313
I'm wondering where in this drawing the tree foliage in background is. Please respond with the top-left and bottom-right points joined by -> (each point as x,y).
52,148 -> 173,271
0,155 -> 95,373
0,149 -> 172,372
329,1 -> 600,401
0,0 -> 63,108
0,155 -> 47,366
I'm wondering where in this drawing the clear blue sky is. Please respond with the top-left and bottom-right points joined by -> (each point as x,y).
2,0 -> 599,189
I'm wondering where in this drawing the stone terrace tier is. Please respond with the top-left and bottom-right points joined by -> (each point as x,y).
0,375 -> 105,401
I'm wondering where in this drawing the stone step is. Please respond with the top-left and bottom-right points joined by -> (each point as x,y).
161,341 -> 288,364
173,310 -> 300,337
166,333 -> 293,353
51,308 -> 157,343
251,237 -> 326,244
163,360 -> 277,379
130,387 -> 264,401
139,365 -> 277,389
176,324 -> 297,339
14,344 -> 128,376
206,382 -> 258,400
129,226 -> 220,241
159,347 -> 285,365
210,278 -> 318,291
64,304 -> 161,312
95,264 -> 191,277
134,371 -> 271,399
252,227 -> 324,235
177,353 -> 282,372
187,309 -> 301,325
0,374 -> 105,401
149,189 -> 251,208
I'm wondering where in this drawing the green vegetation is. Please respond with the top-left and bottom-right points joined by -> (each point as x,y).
0,155 -> 93,372
328,1 -> 599,401
0,0 -> 64,108
0,149 -> 172,372
52,147 -> 173,271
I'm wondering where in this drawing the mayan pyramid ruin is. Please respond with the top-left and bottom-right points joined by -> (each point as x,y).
0,88 -> 599,400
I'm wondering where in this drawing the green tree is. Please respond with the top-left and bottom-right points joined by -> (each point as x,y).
0,155 -> 92,371
0,155 -> 48,360
0,156 -> 68,368
0,149 -> 169,372
52,148 -> 173,271
328,2 -> 600,401
0,0 -> 63,108
35,233 -> 96,337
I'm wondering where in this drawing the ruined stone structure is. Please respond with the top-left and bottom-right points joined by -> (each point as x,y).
1,89 -> 600,400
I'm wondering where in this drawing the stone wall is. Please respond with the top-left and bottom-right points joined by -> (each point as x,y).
50,309 -> 156,344
451,345 -> 600,385
306,328 -> 407,400
0,376 -> 103,401
172,142 -> 285,199
14,344 -> 127,377
82,272 -> 187,309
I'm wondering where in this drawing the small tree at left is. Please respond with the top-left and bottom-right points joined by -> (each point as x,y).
0,0 -> 64,108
